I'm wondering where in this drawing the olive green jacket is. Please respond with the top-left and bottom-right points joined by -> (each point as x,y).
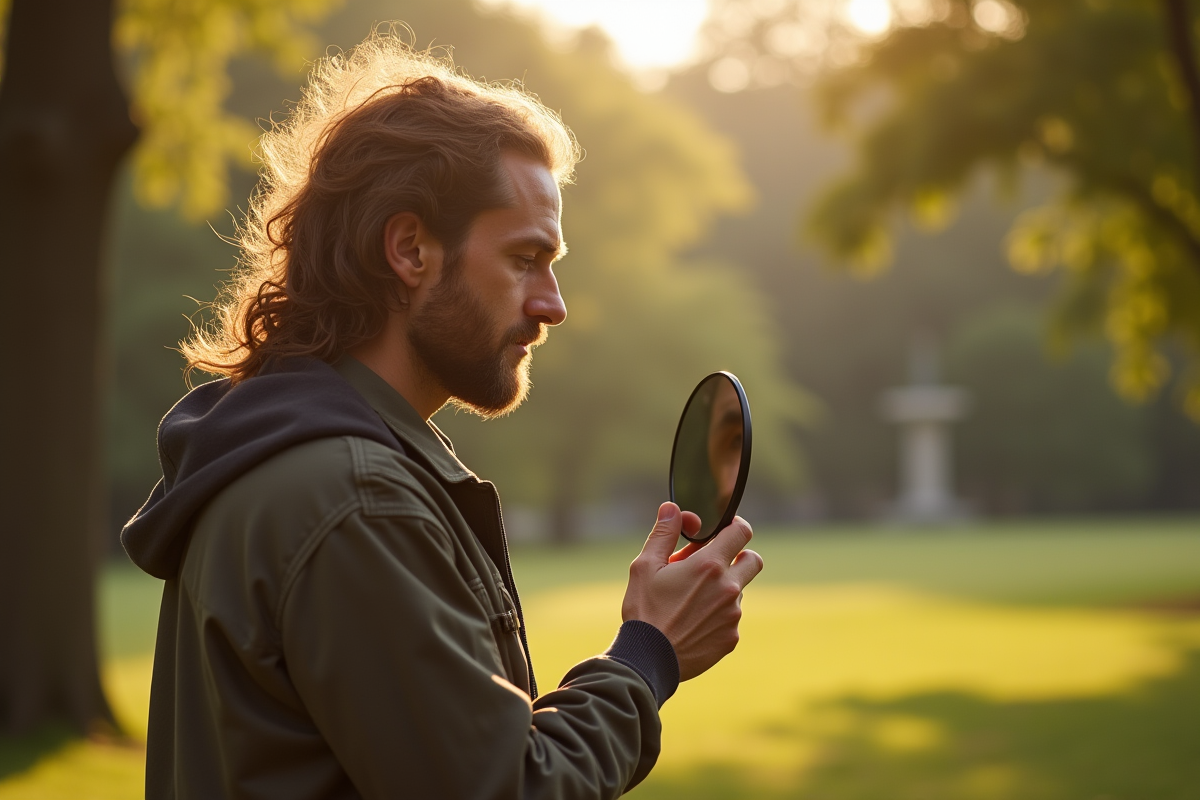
129,357 -> 677,799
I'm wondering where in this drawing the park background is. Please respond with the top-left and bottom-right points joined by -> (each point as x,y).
2,0 -> 1200,797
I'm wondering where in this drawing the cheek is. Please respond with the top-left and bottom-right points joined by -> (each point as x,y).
722,458 -> 739,488
458,259 -> 524,324
487,263 -> 527,310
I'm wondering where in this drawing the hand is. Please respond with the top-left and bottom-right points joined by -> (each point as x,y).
621,502 -> 763,681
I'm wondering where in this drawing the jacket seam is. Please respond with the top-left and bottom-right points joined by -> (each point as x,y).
348,436 -> 454,525
273,501 -> 467,632
274,497 -> 361,632
346,437 -> 457,556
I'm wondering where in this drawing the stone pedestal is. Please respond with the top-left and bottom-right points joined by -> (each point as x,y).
880,336 -> 971,524
880,386 -> 970,523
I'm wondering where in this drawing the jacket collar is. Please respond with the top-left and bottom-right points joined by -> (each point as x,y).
334,355 -> 478,485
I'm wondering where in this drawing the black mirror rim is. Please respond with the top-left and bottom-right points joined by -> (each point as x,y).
669,371 -> 753,544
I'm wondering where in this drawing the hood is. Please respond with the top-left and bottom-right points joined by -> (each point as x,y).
122,358 -> 403,580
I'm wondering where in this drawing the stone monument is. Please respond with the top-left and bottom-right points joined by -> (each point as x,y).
879,336 -> 971,524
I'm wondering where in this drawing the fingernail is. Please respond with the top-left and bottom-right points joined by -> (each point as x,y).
658,503 -> 677,523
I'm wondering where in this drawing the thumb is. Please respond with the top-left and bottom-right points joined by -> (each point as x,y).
640,502 -> 682,566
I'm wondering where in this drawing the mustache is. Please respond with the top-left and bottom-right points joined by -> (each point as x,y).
511,320 -> 548,349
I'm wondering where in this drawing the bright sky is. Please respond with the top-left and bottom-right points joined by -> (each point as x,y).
843,0 -> 892,35
480,0 -> 895,72
479,0 -> 712,71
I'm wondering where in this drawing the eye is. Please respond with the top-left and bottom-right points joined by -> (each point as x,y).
515,255 -> 537,271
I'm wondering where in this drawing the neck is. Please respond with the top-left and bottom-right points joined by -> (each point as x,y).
348,314 -> 449,420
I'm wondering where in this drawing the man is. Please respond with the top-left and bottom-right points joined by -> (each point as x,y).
123,33 -> 762,799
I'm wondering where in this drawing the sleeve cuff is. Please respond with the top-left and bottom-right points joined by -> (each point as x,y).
603,620 -> 680,708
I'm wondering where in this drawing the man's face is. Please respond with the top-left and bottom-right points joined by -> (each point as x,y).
407,153 -> 567,418
707,378 -> 743,515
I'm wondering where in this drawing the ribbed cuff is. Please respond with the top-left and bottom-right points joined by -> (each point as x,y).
604,620 -> 680,708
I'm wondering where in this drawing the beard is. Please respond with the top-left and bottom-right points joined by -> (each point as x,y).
406,266 -> 545,419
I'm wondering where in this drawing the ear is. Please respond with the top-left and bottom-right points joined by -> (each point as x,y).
382,212 -> 444,290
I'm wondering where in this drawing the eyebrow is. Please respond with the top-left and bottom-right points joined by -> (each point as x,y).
511,234 -> 568,261
716,409 -> 741,429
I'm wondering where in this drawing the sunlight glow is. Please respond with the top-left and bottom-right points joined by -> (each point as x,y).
971,0 -> 1025,38
844,0 -> 893,36
479,0 -> 711,71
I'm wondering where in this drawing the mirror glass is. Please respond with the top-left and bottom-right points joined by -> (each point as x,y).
669,372 -> 752,543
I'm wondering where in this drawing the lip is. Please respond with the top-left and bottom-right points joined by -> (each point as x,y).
513,343 -> 530,356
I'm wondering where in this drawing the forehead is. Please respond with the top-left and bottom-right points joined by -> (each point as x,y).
467,152 -> 563,253
502,152 -> 561,214
710,380 -> 742,429
712,379 -> 740,412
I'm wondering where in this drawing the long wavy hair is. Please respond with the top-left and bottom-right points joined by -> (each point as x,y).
182,31 -> 580,384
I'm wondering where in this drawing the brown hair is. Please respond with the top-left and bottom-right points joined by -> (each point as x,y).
182,31 -> 580,384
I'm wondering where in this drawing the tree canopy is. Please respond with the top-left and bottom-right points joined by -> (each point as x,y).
0,0 -> 342,216
802,0 -> 1200,416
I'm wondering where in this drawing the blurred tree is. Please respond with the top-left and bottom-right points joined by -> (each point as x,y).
665,70 -> 1064,516
679,3 -> 1200,515
105,180 -> 242,528
799,0 -> 1200,418
0,0 -> 335,735
0,0 -> 136,739
947,303 -> 1153,512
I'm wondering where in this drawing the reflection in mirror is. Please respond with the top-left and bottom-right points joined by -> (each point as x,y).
670,372 -> 751,543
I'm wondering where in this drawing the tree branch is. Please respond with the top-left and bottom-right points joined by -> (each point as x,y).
1164,0 -> 1200,182
1106,170 -> 1200,269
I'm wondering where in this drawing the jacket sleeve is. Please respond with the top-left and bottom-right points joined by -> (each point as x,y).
278,504 -> 665,800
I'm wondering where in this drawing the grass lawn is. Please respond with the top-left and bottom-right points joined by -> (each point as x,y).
3,517 -> 1200,798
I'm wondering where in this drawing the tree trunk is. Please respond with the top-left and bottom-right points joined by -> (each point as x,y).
0,0 -> 138,734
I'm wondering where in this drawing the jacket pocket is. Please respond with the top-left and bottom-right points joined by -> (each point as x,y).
465,574 -> 527,692
492,577 -> 530,694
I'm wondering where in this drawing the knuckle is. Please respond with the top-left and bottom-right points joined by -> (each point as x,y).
698,559 -> 725,580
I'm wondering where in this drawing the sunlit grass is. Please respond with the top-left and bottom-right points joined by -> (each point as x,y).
3,520 -> 1200,798
0,656 -> 149,800
0,733 -> 144,800
523,581 -> 1200,796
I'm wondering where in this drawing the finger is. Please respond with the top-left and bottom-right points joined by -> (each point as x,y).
681,511 -> 702,537
639,502 -> 683,566
729,548 -> 764,588
706,516 -> 754,564
669,541 -> 704,563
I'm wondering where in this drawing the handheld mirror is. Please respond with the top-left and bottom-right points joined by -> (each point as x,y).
669,372 -> 753,544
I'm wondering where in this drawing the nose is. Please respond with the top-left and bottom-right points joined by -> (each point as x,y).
525,268 -> 567,326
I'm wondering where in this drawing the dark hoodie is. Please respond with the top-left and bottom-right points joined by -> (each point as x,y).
123,357 -> 405,580
122,357 -> 678,800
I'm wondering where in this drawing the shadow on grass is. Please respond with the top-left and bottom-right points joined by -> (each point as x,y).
638,647 -> 1200,800
0,724 -> 74,780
